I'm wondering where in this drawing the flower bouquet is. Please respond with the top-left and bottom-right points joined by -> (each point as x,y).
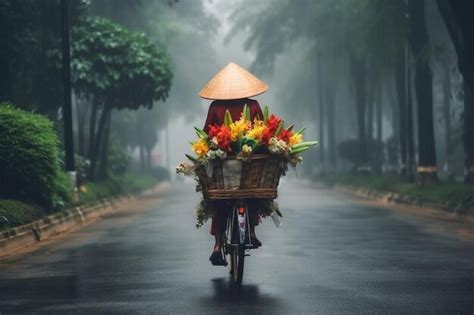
176,105 -> 317,228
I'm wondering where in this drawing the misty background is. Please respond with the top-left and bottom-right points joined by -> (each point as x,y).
1,0 -> 471,185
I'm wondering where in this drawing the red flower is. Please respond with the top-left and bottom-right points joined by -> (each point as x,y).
208,124 -> 232,152
278,129 -> 292,143
260,114 -> 282,144
267,114 -> 281,132
208,124 -> 221,139
261,127 -> 273,145
217,126 -> 233,152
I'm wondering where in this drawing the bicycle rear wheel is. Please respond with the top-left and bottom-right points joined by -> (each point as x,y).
229,204 -> 246,285
231,245 -> 245,284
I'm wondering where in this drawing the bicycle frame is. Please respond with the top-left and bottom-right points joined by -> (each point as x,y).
223,200 -> 253,284
225,200 -> 252,248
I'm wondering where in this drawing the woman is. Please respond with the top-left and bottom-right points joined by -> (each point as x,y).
199,62 -> 268,265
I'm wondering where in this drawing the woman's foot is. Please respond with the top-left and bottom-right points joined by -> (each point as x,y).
246,235 -> 262,248
251,236 -> 262,247
209,251 -> 226,266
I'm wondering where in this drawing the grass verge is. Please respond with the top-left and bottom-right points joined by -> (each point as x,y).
1,172 -> 159,231
321,173 -> 474,214
78,172 -> 157,204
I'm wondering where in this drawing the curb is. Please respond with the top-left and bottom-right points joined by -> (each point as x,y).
0,195 -> 133,259
334,184 -> 474,222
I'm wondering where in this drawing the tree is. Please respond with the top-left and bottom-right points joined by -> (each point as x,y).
70,16 -> 172,179
436,0 -> 474,183
0,0 -> 86,117
408,0 -> 439,185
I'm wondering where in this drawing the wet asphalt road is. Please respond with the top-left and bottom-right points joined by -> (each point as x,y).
1,180 -> 474,314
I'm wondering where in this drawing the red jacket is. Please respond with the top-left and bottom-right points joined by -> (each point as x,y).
203,98 -> 263,133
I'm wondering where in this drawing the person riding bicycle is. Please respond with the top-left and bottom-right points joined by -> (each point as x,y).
199,62 -> 268,265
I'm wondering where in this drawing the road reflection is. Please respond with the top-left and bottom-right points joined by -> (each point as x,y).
196,276 -> 287,313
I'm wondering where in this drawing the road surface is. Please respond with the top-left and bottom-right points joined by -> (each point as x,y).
1,180 -> 473,313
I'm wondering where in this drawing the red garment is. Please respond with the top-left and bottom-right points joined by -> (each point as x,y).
210,201 -> 260,236
203,98 -> 264,134
204,98 -> 263,235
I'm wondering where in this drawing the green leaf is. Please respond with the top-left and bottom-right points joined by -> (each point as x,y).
194,127 -> 208,139
185,154 -> 197,162
296,126 -> 306,135
263,105 -> 269,124
224,110 -> 233,127
243,104 -> 251,121
275,120 -> 284,135
290,141 -> 318,150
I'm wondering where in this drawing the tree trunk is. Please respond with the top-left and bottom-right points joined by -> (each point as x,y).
408,0 -> 438,185
463,81 -> 474,183
317,60 -> 325,170
88,101 -> 98,160
98,110 -> 112,179
406,57 -> 416,182
442,61 -> 453,179
138,123 -> 145,171
350,51 -> 368,170
367,86 -> 374,141
89,106 -> 110,180
388,80 -> 399,143
395,51 -> 408,176
375,83 -> 383,142
76,97 -> 88,156
436,0 -> 474,183
146,147 -> 152,171
326,87 -> 337,170
61,0 -> 75,172
375,82 -> 383,174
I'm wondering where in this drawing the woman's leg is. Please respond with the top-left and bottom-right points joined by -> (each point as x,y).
210,201 -> 227,253
249,208 -> 259,238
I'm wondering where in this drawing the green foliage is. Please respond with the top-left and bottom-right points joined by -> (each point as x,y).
78,173 -> 157,204
51,171 -> 73,211
321,174 -> 474,214
0,0 -> 87,115
0,104 -> 61,207
107,137 -> 131,175
70,16 -> 173,109
74,154 -> 91,185
0,200 -> 47,230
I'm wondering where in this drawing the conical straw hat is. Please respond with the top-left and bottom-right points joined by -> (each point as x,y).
199,62 -> 268,100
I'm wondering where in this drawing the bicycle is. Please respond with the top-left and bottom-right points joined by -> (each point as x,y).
220,200 -> 253,285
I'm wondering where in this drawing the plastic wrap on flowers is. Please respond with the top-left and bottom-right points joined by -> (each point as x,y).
222,159 -> 242,190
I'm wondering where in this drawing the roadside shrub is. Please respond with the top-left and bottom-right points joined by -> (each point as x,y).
74,154 -> 90,186
107,137 -> 131,176
52,171 -> 73,210
0,103 -> 60,207
0,200 -> 47,229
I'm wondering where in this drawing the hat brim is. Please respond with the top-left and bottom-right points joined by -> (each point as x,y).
199,62 -> 268,100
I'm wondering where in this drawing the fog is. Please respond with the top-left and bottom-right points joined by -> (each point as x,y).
2,0 -> 472,184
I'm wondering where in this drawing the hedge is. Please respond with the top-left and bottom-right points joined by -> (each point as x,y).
0,103 -> 62,207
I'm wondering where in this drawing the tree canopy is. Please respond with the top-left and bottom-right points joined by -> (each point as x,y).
71,16 -> 172,110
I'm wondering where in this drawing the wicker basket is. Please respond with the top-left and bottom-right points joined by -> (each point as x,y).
196,154 -> 282,200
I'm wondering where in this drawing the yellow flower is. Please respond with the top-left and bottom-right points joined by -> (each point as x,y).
289,133 -> 303,146
191,138 -> 209,158
229,117 -> 250,141
247,120 -> 266,143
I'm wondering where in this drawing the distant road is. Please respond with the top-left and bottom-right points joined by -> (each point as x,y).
1,180 -> 473,313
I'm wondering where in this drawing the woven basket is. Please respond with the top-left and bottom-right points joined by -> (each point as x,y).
196,154 -> 282,200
